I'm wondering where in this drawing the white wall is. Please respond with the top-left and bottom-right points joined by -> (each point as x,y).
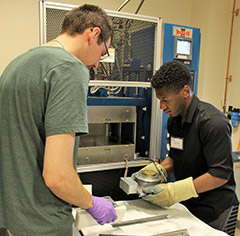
227,0 -> 240,150
191,0 -> 231,108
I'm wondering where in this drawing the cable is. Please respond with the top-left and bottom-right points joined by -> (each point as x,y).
123,158 -> 129,177
135,0 -> 145,14
117,0 -> 132,12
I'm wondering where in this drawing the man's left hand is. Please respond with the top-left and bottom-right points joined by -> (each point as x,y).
142,177 -> 198,207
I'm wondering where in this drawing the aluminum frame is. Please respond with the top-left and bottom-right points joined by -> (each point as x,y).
39,0 -> 163,169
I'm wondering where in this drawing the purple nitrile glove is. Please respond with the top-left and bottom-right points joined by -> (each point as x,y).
86,196 -> 117,225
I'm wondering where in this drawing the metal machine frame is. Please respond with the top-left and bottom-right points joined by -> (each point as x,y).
39,1 -> 163,172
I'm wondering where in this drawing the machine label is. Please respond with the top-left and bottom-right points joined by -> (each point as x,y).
173,26 -> 193,39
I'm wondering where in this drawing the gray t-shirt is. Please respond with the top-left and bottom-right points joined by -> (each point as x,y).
0,46 -> 89,236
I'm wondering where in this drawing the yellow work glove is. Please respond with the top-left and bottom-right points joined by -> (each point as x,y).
142,177 -> 198,207
140,162 -> 167,183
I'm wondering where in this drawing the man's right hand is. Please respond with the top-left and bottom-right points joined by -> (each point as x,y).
86,196 -> 117,225
137,162 -> 167,183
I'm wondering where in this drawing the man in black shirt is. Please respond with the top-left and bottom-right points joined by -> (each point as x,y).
141,60 -> 238,230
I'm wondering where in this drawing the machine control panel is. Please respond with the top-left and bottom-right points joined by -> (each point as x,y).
173,26 -> 193,62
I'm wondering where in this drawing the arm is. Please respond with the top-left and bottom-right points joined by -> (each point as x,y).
160,156 -> 174,175
43,133 -> 93,209
162,158 -> 228,193
41,67 -> 117,224
142,160 -> 227,207
193,172 -> 227,194
142,171 -> 228,207
194,114 -> 231,193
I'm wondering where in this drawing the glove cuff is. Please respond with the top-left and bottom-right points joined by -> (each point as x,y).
155,163 -> 167,179
86,196 -> 96,213
172,177 -> 198,203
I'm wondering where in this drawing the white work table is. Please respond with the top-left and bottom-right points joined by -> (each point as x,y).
79,199 -> 228,236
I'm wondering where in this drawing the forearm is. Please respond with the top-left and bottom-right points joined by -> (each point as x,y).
43,133 -> 93,209
193,172 -> 227,194
46,167 -> 93,209
160,156 -> 174,174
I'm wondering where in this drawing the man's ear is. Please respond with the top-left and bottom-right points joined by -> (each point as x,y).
182,85 -> 191,98
88,27 -> 101,45
92,27 -> 101,37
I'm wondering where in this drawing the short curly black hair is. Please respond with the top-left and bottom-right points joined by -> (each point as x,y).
151,60 -> 193,93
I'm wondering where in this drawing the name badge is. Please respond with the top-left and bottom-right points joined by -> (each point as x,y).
170,137 -> 183,150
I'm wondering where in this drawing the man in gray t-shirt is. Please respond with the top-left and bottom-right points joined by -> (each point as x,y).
0,4 -> 117,236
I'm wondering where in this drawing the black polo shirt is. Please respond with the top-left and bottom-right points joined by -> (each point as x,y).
167,95 -> 238,223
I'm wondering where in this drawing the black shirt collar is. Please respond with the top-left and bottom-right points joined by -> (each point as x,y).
184,94 -> 199,124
